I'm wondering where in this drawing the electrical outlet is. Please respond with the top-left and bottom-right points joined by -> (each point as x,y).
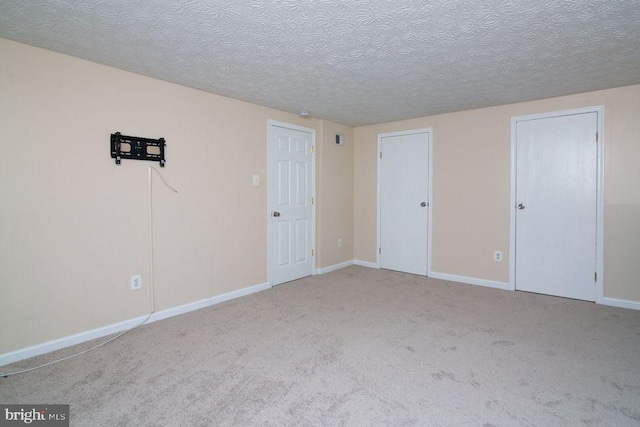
252,175 -> 260,186
494,251 -> 503,262
130,274 -> 142,291
338,239 -> 343,248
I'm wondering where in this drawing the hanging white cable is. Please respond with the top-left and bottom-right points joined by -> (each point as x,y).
1,166 -> 178,378
147,166 -> 178,314
149,166 -> 178,193
148,167 -> 155,314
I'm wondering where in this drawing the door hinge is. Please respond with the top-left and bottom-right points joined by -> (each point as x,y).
311,249 -> 314,256
311,145 -> 315,153
596,132 -> 598,142
379,152 -> 382,159
379,248 -> 381,254
311,197 -> 314,205
595,272 -> 597,282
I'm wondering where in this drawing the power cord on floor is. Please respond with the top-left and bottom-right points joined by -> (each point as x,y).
0,313 -> 152,378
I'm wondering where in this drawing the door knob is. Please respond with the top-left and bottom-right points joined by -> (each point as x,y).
517,204 -> 525,210
273,211 -> 280,217
420,202 -> 427,207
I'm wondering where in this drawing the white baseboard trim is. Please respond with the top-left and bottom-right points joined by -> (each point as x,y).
429,271 -> 512,291
315,260 -> 354,275
0,281 -> 271,368
148,281 -> 271,323
0,314 -> 150,369
601,297 -> 640,311
353,259 -> 379,269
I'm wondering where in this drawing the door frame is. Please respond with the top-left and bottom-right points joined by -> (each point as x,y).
267,119 -> 317,286
376,128 -> 434,273
509,106 -> 604,302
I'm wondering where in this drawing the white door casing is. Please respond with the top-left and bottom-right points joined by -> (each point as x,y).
510,107 -> 604,302
268,121 -> 315,286
377,129 -> 432,276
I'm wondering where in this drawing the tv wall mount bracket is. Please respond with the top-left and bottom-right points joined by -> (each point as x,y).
110,132 -> 166,167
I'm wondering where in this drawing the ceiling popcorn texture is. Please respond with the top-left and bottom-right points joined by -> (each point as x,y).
1,0 -> 639,126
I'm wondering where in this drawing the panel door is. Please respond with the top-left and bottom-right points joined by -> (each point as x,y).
269,124 -> 314,285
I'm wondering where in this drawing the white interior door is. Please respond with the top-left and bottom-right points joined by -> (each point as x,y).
515,112 -> 598,301
379,131 -> 430,275
269,122 -> 315,286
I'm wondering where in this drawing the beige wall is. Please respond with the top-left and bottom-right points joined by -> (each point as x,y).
354,84 -> 640,302
316,121 -> 354,269
0,39 -> 352,355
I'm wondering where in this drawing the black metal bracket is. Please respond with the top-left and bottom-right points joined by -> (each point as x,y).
110,132 -> 166,167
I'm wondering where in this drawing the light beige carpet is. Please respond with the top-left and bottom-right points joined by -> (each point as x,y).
1,266 -> 639,426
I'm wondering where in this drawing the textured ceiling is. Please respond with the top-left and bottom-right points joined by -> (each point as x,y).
1,1 -> 639,126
